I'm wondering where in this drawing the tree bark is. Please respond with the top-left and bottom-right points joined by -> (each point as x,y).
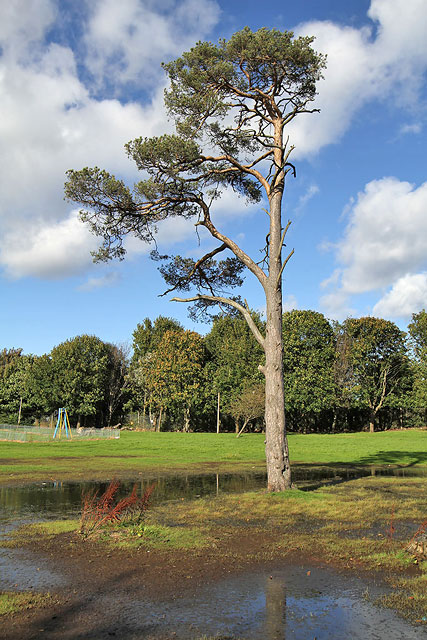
157,406 -> 163,432
263,178 -> 292,491
183,406 -> 190,432
264,287 -> 291,490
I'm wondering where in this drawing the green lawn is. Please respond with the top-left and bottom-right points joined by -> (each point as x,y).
0,429 -> 425,485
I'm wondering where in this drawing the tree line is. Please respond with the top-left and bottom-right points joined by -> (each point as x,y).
1,309 -> 425,433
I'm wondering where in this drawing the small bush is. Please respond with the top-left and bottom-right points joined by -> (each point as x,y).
80,479 -> 155,539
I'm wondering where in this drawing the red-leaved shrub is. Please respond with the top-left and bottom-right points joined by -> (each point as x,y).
80,479 -> 155,538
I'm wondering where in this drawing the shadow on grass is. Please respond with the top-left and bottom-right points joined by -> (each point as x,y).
293,451 -> 427,471
356,450 -> 427,468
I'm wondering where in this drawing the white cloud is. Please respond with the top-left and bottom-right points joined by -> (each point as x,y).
372,273 -> 427,318
338,178 -> 427,294
0,1 -> 218,279
1,0 -> 427,286
0,211 -> 97,279
290,0 -> 427,158
0,0 -> 56,60
84,0 -> 220,89
319,290 -> 355,320
320,177 -> 427,318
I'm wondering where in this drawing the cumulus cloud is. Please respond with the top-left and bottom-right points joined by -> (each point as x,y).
1,0 -> 427,286
290,0 -> 427,158
321,177 -> 427,318
0,0 -> 219,280
373,273 -> 427,317
84,0 -> 220,89
0,0 -> 56,59
0,211 -> 98,279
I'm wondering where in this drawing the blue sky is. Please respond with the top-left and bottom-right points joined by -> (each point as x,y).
0,0 -> 426,355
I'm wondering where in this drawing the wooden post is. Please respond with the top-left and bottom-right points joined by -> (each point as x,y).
216,392 -> 220,434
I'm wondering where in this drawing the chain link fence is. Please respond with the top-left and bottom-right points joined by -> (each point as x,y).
0,425 -> 120,442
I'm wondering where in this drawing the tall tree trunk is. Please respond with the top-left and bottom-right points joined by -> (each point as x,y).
264,236 -> 292,490
264,317 -> 291,490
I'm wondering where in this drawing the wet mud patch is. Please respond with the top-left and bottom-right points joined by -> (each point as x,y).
2,557 -> 425,640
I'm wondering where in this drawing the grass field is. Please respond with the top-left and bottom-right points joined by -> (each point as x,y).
0,429 -> 425,485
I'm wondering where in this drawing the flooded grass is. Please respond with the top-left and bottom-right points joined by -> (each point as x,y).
2,474 -> 425,626
376,569 -> 427,623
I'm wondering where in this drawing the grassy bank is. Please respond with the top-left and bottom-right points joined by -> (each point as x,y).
0,429 -> 426,485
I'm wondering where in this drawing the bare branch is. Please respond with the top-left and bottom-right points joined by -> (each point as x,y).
171,294 -> 265,351
198,200 -> 268,289
276,248 -> 294,289
276,220 -> 292,261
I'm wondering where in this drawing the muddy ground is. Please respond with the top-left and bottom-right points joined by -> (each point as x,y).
2,524 -> 425,640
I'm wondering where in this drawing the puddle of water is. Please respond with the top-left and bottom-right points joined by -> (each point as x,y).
0,473 -> 267,527
1,470 -> 425,638
0,548 -> 66,591
1,466 -> 425,527
58,567 -> 424,640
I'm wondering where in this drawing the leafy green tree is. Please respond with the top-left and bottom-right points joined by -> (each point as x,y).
65,27 -> 326,490
343,317 -> 409,432
282,310 -> 335,432
204,313 -> 264,429
408,309 -> 427,416
50,335 -> 110,428
132,316 -> 183,365
0,348 -> 32,423
127,316 -> 184,424
26,354 -> 56,421
142,329 -> 206,431
331,322 -> 356,432
104,343 -> 130,426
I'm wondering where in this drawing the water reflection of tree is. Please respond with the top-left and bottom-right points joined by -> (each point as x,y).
265,576 -> 286,640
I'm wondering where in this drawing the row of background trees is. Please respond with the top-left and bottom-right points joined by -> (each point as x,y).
1,309 -> 426,433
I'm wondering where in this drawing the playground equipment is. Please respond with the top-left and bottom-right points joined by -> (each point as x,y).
53,408 -> 72,439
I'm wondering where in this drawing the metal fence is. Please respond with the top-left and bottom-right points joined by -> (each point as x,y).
0,425 -> 120,442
